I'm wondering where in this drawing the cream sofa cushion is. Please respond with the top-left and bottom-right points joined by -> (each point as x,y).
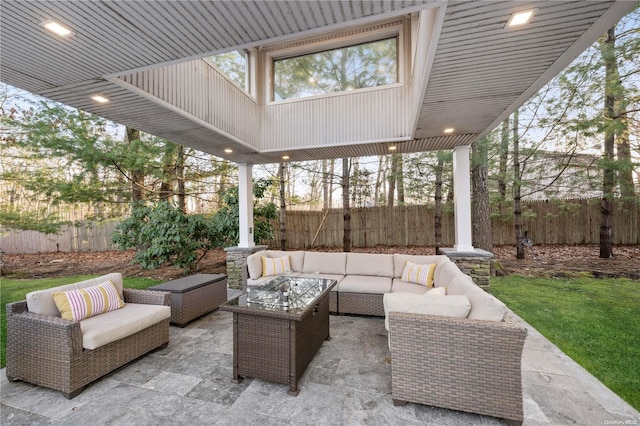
303,251 -> 347,275
393,254 -> 449,278
247,250 -> 305,279
383,293 -> 471,330
346,253 -> 393,277
447,276 -> 507,321
391,279 -> 430,295
338,275 -> 392,295
27,273 -> 124,318
433,260 -> 462,288
80,303 -> 170,350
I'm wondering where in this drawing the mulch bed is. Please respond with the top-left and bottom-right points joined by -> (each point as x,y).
2,244 -> 639,280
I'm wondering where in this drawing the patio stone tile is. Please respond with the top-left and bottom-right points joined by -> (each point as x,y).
1,403 -> 54,426
301,365 -> 337,386
526,385 -> 616,425
46,401 -> 154,426
0,385 -> 88,420
332,357 -> 392,395
170,350 -> 232,378
104,353 -> 178,386
412,404 -> 501,426
230,380 -> 300,422
186,375 -> 254,406
1,375 -> 36,400
141,371 -> 201,396
275,382 -> 350,426
522,370 -> 584,391
523,398 -> 551,423
110,388 -> 228,424
521,349 -> 566,376
2,310 -> 638,425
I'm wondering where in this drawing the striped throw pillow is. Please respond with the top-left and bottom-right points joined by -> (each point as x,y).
401,261 -> 437,287
261,255 -> 291,277
53,280 -> 124,321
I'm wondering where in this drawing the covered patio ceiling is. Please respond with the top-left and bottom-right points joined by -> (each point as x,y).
1,1 -> 635,164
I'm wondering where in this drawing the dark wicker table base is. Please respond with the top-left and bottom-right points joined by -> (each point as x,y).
230,293 -> 331,395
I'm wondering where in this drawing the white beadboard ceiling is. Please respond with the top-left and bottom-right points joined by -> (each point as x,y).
0,1 -> 636,164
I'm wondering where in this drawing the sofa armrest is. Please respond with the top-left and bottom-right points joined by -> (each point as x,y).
7,303 -> 84,357
388,311 -> 527,422
123,288 -> 170,306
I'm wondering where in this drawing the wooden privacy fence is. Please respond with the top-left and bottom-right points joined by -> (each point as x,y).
269,198 -> 640,249
1,198 -> 638,254
1,221 -> 121,254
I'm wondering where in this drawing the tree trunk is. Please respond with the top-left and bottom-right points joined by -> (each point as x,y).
472,136 -> 492,252
159,141 -> 176,202
351,158 -> 359,204
397,154 -> 405,205
434,153 -> 444,254
279,162 -> 287,251
498,118 -> 510,201
600,27 -> 617,258
387,155 -> 396,208
329,159 -> 335,209
322,160 -> 329,210
176,145 -> 186,212
374,156 -> 384,206
125,127 -> 144,203
342,158 -> 351,252
513,109 -> 525,259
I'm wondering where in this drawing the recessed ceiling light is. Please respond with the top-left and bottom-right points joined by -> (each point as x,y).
388,145 -> 397,151
444,128 -> 455,134
91,95 -> 109,103
43,21 -> 72,37
507,10 -> 534,27
282,155 -> 290,160
224,148 -> 233,154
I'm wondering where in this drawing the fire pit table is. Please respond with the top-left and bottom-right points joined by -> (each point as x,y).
220,276 -> 337,395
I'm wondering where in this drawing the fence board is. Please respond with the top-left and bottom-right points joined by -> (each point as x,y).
1,199 -> 638,254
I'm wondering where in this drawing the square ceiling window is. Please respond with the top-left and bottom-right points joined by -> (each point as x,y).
208,50 -> 247,90
273,37 -> 398,101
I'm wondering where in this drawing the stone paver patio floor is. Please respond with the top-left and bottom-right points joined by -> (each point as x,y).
1,303 -> 638,425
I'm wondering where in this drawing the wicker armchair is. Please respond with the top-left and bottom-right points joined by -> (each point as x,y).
6,288 -> 170,399
389,311 -> 527,425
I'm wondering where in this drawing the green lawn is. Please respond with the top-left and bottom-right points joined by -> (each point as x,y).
0,275 -> 161,369
492,276 -> 640,411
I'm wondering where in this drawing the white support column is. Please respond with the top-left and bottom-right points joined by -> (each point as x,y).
237,163 -> 255,248
452,145 -> 474,252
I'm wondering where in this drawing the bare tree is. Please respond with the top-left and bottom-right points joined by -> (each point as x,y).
498,118 -> 510,201
513,109 -> 525,259
472,136 -> 492,252
342,158 -> 351,252
434,153 -> 444,254
600,27 -> 617,258
126,127 -> 144,203
279,162 -> 287,250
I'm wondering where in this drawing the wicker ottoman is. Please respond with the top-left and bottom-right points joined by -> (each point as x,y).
148,274 -> 227,327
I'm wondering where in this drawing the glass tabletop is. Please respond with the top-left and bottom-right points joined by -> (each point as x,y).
226,276 -> 336,314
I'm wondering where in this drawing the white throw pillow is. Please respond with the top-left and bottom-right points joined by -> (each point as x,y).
401,261 -> 437,287
261,255 -> 291,277
425,286 -> 446,296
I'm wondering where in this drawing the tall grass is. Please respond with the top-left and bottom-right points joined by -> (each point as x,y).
492,276 -> 640,411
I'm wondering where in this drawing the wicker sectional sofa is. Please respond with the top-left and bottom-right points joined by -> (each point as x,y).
246,250 -> 527,424
6,273 -> 171,398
